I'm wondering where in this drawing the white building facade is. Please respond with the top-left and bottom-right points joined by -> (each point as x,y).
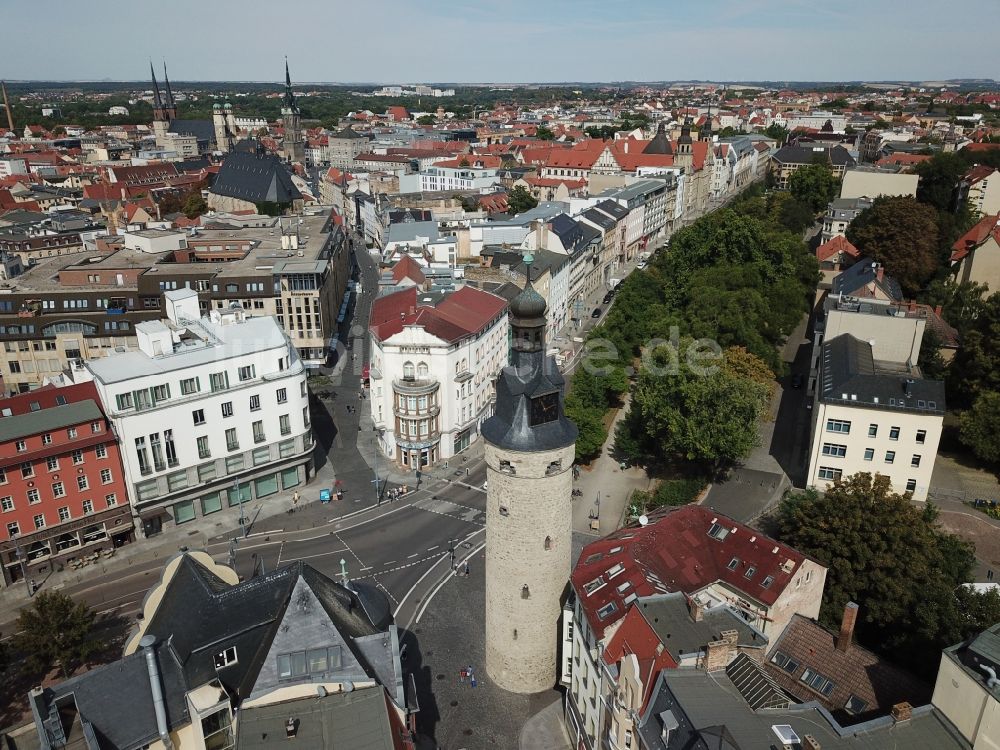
368,286 -> 509,468
76,289 -> 314,537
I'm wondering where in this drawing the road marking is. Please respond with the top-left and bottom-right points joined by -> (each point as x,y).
336,533 -> 365,568
276,541 -> 285,567
372,575 -> 399,606
426,545 -> 439,551
384,559 -> 396,565
278,547 -> 349,563
395,528 -> 483,624
407,552 -> 419,559
415,542 -> 485,625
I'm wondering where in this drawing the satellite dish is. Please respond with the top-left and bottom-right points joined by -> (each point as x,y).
638,515 -> 649,526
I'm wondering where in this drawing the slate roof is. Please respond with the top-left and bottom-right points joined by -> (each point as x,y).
594,198 -> 628,221
634,594 -> 766,659
168,119 -> 215,145
643,122 -> 673,155
831,259 -> 903,301
820,334 -> 945,415
763,614 -> 931,721
581,207 -> 616,231
30,554 -> 401,750
331,125 -> 366,140
30,642 -> 190,750
211,151 -> 301,205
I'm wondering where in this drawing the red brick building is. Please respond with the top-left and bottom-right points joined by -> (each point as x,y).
0,383 -> 134,587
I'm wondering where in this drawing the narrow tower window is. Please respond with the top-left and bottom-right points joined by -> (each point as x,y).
521,584 -> 530,599
544,536 -> 552,551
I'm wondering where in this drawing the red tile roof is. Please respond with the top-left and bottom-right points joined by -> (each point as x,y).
369,286 -> 507,344
951,213 -> 1000,261
572,505 -> 810,639
965,164 -> 1000,185
816,235 -> 860,263
0,382 -> 103,421
390,255 -> 426,285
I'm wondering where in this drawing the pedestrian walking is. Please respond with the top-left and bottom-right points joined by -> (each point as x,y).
470,673 -> 477,688
292,491 -> 300,507
463,560 -> 470,577
989,569 -> 995,581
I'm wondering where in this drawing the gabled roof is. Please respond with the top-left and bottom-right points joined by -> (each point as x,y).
763,613 -> 931,720
572,505 -> 812,639
950,213 -> 1000,261
831,259 -> 903,301
815,235 -> 860,263
211,151 -> 301,204
390,254 -> 426,285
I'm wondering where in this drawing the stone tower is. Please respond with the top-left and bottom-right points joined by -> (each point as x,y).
212,102 -> 232,152
281,59 -> 304,163
676,113 -> 694,170
481,256 -> 578,694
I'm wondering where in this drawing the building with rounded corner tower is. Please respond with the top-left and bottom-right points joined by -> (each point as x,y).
481,253 -> 578,694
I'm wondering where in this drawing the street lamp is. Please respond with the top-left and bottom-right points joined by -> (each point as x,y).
372,427 -> 384,504
234,479 -> 247,538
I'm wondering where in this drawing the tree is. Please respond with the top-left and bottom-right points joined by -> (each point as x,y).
506,185 -> 537,215
768,192 -> 816,233
14,591 -> 101,678
913,152 -> 967,212
846,196 -> 940,296
788,162 -> 840,212
535,125 -> 555,141
917,328 -> 949,381
182,192 -> 207,219
948,293 -> 1000,407
416,114 -> 436,126
623,343 -> 771,467
51,125 -> 66,137
960,392 -> 1000,465
763,123 -> 789,144
773,474 -> 977,676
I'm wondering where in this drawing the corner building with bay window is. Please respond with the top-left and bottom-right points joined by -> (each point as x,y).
368,286 -> 509,468
69,288 -> 314,537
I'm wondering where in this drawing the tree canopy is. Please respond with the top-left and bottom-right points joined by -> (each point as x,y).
506,185 -> 538,215
621,344 -> 772,468
846,196 -> 941,296
789,162 -> 840,212
772,473 -> 991,677
960,391 -> 1000,467
14,591 -> 102,678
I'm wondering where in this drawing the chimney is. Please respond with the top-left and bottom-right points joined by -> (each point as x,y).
891,702 -> 913,723
934,304 -> 942,316
908,299 -> 917,313
688,596 -> 704,622
875,265 -> 884,282
140,636 -> 174,750
836,601 -> 858,652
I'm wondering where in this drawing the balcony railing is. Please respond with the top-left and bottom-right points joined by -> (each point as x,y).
394,403 -> 440,418
392,377 -> 439,396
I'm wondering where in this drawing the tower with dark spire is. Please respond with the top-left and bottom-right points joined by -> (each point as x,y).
482,254 -> 577,694
699,102 -> 713,143
643,121 -> 673,155
280,58 -> 304,163
162,62 -> 178,121
150,62 -> 171,142
676,109 -> 694,171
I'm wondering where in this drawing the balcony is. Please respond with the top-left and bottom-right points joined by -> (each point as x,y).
394,402 -> 440,418
396,430 -> 441,450
392,376 -> 439,396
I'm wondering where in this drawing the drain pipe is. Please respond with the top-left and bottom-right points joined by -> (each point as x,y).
140,635 -> 174,750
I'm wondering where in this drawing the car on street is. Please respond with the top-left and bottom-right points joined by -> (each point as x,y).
603,291 -> 615,304
591,307 -> 603,318
636,261 -> 648,270
791,373 -> 804,389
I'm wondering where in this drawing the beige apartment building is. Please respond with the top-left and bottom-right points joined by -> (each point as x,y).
932,623 -> 1000,749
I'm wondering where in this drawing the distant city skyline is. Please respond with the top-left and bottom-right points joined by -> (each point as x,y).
3,0 -> 999,84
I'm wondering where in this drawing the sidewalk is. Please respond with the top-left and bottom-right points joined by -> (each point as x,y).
520,698 -> 571,750
572,393 -> 652,536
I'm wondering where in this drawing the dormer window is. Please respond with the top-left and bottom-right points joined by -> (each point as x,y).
214,646 -> 237,670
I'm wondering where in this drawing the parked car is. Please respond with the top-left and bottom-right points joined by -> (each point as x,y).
591,307 -> 602,318
636,261 -> 648,270
791,373 -> 804,389
602,291 -> 615,304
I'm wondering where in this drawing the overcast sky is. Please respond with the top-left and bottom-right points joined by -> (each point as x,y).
4,0 -> 998,83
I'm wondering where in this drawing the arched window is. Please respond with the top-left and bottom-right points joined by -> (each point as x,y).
521,584 -> 530,599
417,362 -> 429,377
403,361 -> 415,379
544,536 -> 552,551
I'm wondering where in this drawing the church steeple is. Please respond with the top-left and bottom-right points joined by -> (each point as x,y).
280,57 -> 303,162
162,62 -> 177,120
283,57 -> 297,111
700,102 -> 713,142
150,61 -> 163,111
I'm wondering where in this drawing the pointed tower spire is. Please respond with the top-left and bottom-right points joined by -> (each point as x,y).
150,61 -> 163,109
162,62 -> 174,108
283,57 -> 296,109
